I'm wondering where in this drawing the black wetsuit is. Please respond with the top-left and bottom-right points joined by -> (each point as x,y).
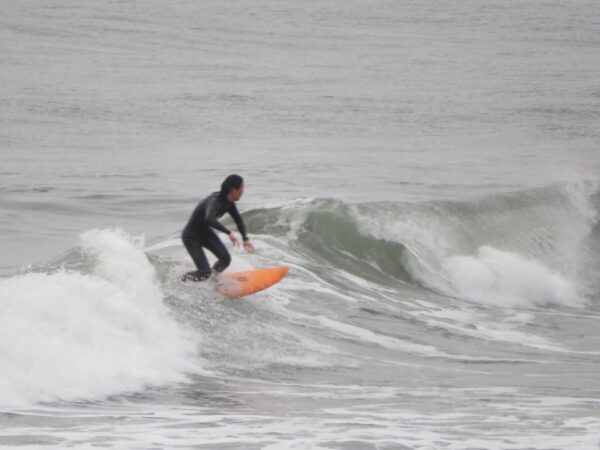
181,192 -> 248,281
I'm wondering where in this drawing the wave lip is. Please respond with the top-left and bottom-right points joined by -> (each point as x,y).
0,229 -> 198,407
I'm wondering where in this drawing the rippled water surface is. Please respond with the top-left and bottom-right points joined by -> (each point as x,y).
1,1 -> 600,448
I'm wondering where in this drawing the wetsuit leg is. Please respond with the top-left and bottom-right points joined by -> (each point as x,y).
203,230 -> 231,274
182,236 -> 212,281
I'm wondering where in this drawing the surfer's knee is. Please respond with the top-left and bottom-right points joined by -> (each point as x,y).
213,253 -> 231,273
221,252 -> 232,269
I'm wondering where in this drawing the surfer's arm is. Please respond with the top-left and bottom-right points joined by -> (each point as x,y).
229,204 -> 249,241
204,198 -> 232,235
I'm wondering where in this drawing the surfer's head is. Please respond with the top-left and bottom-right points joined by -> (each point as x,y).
221,174 -> 244,202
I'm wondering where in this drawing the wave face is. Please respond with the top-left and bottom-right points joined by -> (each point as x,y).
245,181 -> 599,308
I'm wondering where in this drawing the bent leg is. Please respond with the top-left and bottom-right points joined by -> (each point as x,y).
203,231 -> 231,274
182,236 -> 211,281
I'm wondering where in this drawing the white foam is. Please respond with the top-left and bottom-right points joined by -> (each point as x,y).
444,245 -> 586,308
0,229 -> 199,407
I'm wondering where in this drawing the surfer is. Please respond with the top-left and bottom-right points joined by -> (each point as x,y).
181,174 -> 254,282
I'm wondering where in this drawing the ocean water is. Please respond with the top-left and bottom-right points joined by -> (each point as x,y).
1,1 -> 600,448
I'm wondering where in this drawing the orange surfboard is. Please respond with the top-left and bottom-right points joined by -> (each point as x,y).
215,267 -> 289,299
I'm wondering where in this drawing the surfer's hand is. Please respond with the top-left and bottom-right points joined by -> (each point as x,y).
243,240 -> 254,253
229,233 -> 240,247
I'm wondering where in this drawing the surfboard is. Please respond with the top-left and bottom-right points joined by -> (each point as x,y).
214,267 -> 288,299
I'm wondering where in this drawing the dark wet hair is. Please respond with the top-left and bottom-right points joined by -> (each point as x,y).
220,174 -> 244,196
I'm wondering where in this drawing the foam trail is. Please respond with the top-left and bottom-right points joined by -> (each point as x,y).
316,316 -> 448,357
0,229 -> 198,407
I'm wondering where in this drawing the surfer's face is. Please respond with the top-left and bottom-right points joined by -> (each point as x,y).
230,183 -> 244,201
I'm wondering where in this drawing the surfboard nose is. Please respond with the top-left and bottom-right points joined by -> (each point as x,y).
272,267 -> 289,277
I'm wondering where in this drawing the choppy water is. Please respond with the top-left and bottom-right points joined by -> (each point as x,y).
1,1 -> 600,449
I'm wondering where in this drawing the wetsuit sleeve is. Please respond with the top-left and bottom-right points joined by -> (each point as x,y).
229,203 -> 249,241
204,197 -> 232,235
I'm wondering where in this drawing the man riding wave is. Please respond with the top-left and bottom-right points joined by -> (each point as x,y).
181,174 -> 254,282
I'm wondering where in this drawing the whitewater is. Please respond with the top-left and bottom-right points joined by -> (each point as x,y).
1,0 -> 600,449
